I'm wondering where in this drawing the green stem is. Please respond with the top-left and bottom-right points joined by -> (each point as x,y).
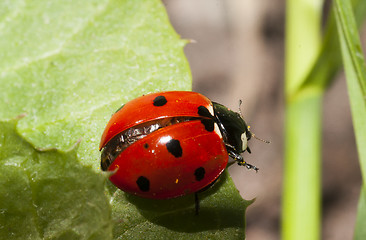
282,0 -> 323,239
283,95 -> 322,240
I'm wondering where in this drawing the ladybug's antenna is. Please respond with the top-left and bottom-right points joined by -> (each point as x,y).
238,100 -> 270,144
248,126 -> 271,144
238,99 -> 243,117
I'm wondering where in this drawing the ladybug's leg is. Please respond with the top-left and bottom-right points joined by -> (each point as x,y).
193,177 -> 222,215
227,147 -> 259,172
194,192 -> 200,216
237,160 -> 259,172
246,146 -> 252,154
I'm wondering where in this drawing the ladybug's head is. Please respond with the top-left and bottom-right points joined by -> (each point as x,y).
212,102 -> 251,154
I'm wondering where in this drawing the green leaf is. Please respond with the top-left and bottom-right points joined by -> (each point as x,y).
334,0 -> 366,98
0,0 -> 250,239
297,0 -> 366,94
0,118 -> 112,239
0,0 -> 190,163
355,189 -> 366,240
333,1 -> 366,239
283,0 -> 366,239
110,172 -> 251,239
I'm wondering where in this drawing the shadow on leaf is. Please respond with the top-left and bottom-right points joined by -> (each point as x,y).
122,172 -> 251,233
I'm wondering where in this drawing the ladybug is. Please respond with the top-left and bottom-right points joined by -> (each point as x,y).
99,91 -> 258,214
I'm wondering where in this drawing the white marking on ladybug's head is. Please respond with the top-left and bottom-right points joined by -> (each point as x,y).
241,132 -> 248,151
208,104 -> 222,138
207,104 -> 214,116
214,122 -> 223,139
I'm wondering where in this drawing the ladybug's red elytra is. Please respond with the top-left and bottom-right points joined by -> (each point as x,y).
100,91 -> 258,214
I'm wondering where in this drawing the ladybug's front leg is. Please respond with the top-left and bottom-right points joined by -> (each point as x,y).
237,160 -> 259,172
227,148 -> 259,172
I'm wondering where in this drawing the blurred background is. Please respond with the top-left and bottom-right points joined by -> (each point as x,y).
162,0 -> 364,239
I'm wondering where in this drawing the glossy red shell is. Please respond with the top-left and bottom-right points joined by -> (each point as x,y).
99,91 -> 212,150
100,91 -> 229,199
108,120 -> 228,199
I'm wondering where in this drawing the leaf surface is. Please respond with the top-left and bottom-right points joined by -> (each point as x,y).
0,1 -> 249,239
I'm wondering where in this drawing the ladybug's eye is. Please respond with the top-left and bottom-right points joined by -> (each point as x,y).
241,132 -> 248,151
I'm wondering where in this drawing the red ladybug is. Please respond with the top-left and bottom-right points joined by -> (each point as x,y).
100,91 -> 258,213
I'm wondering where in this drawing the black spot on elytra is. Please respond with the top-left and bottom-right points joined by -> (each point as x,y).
201,119 -> 215,132
194,167 -> 205,181
166,139 -> 182,158
153,95 -> 167,107
136,176 -> 150,192
144,143 -> 149,149
197,106 -> 213,118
